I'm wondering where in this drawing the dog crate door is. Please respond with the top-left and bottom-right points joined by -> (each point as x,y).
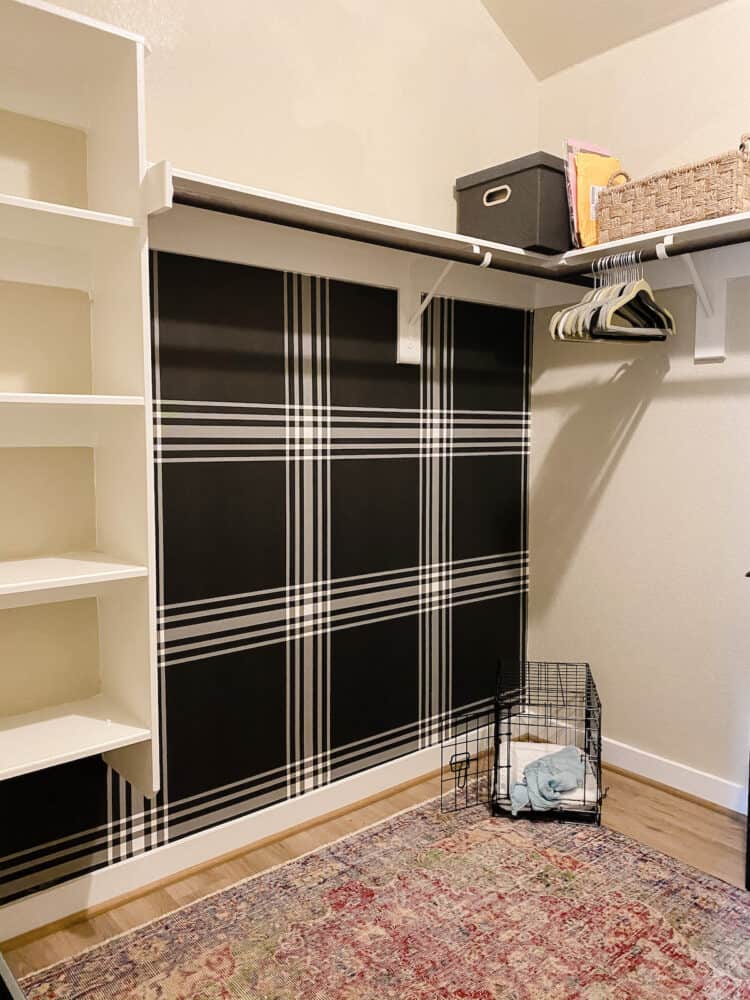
440,709 -> 494,812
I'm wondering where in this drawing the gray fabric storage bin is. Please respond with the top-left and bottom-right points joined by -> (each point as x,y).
455,152 -> 571,254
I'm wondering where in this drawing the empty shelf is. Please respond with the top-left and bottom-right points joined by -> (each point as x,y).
0,693 -> 151,781
0,193 -> 137,251
0,552 -> 148,600
0,393 -> 144,407
0,394 -> 146,447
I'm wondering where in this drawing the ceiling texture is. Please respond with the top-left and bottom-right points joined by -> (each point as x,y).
482,0 -> 733,79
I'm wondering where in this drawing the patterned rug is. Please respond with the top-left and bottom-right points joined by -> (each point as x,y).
21,798 -> 750,1000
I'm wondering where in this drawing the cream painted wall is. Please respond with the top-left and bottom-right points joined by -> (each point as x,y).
530,289 -> 750,787
0,109 -> 87,207
0,600 -> 99,717
539,0 -> 750,175
0,282 -> 92,394
48,0 -> 539,230
0,448 -> 96,560
532,0 -> 750,789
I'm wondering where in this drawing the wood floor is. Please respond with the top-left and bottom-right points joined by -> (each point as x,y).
3,765 -> 746,980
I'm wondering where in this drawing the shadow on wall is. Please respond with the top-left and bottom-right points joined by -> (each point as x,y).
529,349 -> 670,616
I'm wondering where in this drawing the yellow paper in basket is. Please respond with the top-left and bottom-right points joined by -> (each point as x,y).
575,151 -> 621,247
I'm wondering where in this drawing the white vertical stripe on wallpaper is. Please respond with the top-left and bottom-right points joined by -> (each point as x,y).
105,765 -> 114,867
301,275 -> 315,793
152,251 -> 171,848
324,278 -> 333,787
284,272 -> 293,801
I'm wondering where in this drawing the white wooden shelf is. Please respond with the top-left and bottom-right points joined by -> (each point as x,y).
558,210 -> 750,270
0,395 -> 146,447
0,392 -> 144,407
0,393 -> 144,407
0,693 -> 151,781
165,165 -> 750,279
0,193 -> 137,250
0,552 -> 147,601
167,167 -> 557,280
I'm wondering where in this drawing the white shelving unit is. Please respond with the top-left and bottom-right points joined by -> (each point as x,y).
0,553 -> 147,604
0,0 -> 158,795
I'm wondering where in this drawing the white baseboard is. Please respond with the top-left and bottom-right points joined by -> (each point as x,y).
3,736 -> 745,942
0,744 -> 442,942
603,736 -> 747,815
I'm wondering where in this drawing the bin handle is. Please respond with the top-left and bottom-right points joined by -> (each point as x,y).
607,170 -> 631,187
483,184 -> 512,207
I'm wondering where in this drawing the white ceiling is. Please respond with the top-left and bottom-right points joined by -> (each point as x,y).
483,0 -> 733,79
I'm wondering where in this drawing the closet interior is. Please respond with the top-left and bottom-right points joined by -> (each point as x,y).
0,0 -> 748,958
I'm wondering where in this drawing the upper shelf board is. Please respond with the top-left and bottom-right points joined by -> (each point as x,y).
0,0 -> 145,129
168,167 -> 559,280
0,194 -> 137,251
5,0 -> 145,45
559,210 -> 750,269
164,165 -> 750,281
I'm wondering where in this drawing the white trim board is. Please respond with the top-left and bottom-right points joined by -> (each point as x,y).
0,743 -> 442,941
602,737 -> 747,815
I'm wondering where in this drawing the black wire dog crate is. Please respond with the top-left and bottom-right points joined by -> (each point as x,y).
441,661 -> 602,824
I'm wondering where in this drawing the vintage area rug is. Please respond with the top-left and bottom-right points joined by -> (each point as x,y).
22,799 -> 750,1000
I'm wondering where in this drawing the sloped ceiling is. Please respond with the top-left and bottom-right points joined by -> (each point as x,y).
483,0 -> 733,79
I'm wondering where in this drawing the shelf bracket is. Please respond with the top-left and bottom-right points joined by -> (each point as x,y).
684,252 -> 726,364
409,260 -> 456,329
656,236 -> 726,364
397,246 -> 492,365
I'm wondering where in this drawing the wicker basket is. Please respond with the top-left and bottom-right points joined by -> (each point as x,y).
596,134 -> 750,244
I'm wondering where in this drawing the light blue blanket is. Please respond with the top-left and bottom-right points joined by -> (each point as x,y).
510,745 -> 584,816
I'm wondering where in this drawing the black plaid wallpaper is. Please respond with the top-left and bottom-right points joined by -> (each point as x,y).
0,251 -> 530,904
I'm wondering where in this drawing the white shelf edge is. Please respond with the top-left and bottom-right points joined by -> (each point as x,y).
0,192 -> 138,230
168,165 -> 750,279
0,693 -> 151,782
168,165 -> 558,279
557,210 -> 750,266
169,166 -> 544,259
0,393 -> 145,407
0,552 -> 148,598
9,0 -> 147,46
